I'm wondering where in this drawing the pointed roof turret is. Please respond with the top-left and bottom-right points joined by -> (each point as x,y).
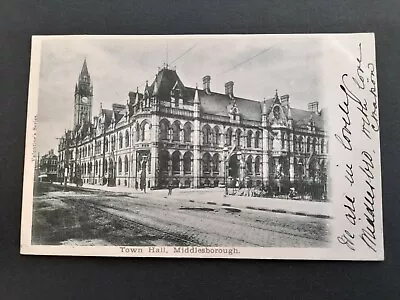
194,84 -> 200,104
135,87 -> 139,105
78,58 -> 91,84
273,89 -> 281,104
152,75 -> 159,96
81,58 -> 89,76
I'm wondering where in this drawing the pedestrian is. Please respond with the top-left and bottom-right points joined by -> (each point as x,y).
168,181 -> 173,196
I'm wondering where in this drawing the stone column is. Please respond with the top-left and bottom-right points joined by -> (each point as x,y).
262,129 -> 269,184
193,88 -> 201,188
289,132 -> 295,182
150,111 -> 159,188
193,121 -> 201,188
289,156 -> 295,182
180,158 -> 184,176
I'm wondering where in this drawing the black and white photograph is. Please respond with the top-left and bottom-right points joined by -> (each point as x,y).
20,34 -> 383,259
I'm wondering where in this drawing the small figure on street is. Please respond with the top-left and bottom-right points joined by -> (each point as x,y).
168,181 -> 173,196
288,187 -> 297,199
135,181 -> 138,190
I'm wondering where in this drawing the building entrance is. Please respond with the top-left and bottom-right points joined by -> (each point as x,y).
229,154 -> 239,178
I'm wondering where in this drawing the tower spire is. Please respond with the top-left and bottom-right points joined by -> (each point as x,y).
194,84 -> 200,104
81,57 -> 89,76
166,41 -> 169,69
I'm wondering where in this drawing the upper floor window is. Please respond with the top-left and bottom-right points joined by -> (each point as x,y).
125,130 -> 130,148
247,131 -> 253,148
119,133 -> 123,149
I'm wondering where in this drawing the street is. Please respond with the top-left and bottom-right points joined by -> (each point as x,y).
31,183 -> 331,247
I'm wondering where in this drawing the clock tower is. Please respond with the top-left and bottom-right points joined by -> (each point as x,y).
74,58 -> 93,126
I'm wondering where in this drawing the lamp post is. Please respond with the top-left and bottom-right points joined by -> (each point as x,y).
140,155 -> 148,193
237,150 -> 242,189
223,146 -> 229,196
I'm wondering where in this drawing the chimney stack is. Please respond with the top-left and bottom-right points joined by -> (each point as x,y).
308,101 -> 319,113
203,75 -> 211,93
225,81 -> 234,98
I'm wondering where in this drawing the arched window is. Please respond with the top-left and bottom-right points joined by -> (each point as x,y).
183,122 -> 192,143
159,151 -> 170,173
109,159 -> 114,174
246,155 -> 253,175
235,129 -> 242,146
298,136 -> 303,152
119,132 -> 123,149
213,153 -> 220,174
105,138 -> 109,152
159,119 -> 170,140
320,160 -> 327,183
118,157 -> 122,174
226,128 -> 233,146
104,159 -> 108,174
172,151 -> 181,173
172,121 -> 181,142
183,152 -> 192,174
147,153 -> 151,174
254,131 -> 260,148
124,155 -> 128,174
255,156 -> 261,174
321,138 -> 325,154
202,125 -> 211,145
142,122 -> 150,141
135,122 -> 140,142
202,153 -> 211,174
247,131 -> 253,148
312,138 -> 317,153
214,126 -> 220,146
125,130 -> 130,148
306,137 -> 311,153
108,136 -> 113,151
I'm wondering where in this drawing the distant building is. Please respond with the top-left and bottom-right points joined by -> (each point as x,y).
39,149 -> 58,182
58,60 -> 328,196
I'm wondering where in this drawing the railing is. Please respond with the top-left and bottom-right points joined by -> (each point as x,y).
159,107 -> 193,118
202,113 -> 230,123
242,119 -> 262,127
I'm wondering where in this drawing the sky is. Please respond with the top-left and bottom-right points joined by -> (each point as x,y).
35,35 -> 326,155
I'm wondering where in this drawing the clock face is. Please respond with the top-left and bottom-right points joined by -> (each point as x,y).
81,96 -> 89,104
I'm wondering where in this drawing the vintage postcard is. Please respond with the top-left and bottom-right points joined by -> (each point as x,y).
20,34 -> 383,260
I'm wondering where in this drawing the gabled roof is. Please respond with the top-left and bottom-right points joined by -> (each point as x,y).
186,87 -> 263,122
101,108 -> 113,129
291,108 -> 324,130
114,110 -> 124,125
147,68 -> 187,98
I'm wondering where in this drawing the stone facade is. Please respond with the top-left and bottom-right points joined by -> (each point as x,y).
39,149 -> 58,182
58,61 -> 329,193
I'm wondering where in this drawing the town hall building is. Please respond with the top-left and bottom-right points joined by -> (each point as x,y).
57,59 -> 328,195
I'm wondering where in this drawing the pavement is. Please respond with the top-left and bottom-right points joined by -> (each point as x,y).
60,182 -> 332,219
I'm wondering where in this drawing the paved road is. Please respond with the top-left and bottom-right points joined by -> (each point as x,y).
32,186 -> 330,247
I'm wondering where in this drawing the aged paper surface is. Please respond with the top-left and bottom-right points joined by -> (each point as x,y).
20,34 -> 383,260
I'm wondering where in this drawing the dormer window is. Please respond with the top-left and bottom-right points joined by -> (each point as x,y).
273,106 -> 281,120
